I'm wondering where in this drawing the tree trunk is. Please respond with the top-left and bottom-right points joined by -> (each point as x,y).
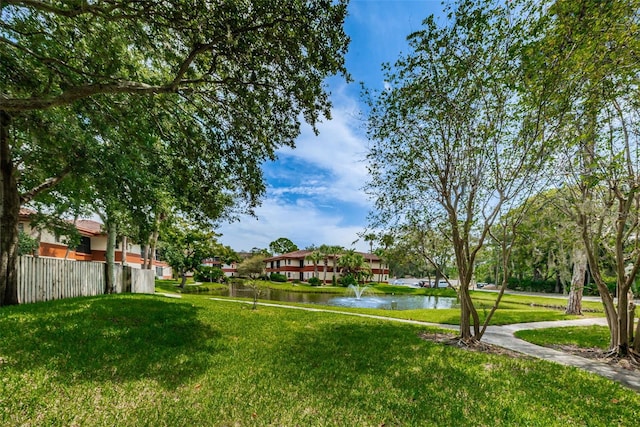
105,220 -> 117,294
141,244 -> 149,269
146,229 -> 159,269
617,286 -> 630,355
323,259 -> 327,284
627,298 -> 635,348
0,111 -> 20,306
180,272 -> 187,289
566,247 -> 586,315
121,235 -> 128,266
634,309 -> 640,353
458,281 -> 480,341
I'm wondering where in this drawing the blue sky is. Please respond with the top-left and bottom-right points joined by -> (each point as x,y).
218,1 -> 445,253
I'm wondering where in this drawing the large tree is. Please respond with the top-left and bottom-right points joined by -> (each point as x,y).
0,0 -> 349,305
160,218 -> 219,289
526,0 -> 640,355
366,0 -> 549,342
236,253 -> 267,280
269,237 -> 299,256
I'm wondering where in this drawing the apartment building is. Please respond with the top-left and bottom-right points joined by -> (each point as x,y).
263,249 -> 389,283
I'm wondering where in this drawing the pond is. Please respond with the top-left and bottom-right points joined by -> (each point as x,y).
206,284 -> 459,311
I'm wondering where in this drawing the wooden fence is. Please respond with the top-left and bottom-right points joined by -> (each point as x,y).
18,256 -> 155,304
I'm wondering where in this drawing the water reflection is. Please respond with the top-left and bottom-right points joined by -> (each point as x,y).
209,284 -> 458,311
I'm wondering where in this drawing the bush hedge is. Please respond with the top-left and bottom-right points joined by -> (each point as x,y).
269,273 -> 287,282
307,276 -> 321,286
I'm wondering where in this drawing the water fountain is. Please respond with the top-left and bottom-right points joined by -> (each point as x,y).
347,284 -> 370,299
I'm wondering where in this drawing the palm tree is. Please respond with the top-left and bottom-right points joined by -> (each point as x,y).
318,244 -> 331,284
337,249 -> 368,284
304,250 -> 323,280
374,248 -> 388,283
363,232 -> 377,253
327,245 -> 344,284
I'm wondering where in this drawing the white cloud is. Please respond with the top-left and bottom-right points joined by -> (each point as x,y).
217,89 -> 375,253
214,0 -> 449,254
217,197 -> 370,253
276,87 -> 371,207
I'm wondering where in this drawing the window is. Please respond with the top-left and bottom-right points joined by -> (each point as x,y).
75,236 -> 92,254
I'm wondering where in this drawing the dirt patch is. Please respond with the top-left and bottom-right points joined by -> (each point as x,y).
550,344 -> 640,373
419,332 -> 528,359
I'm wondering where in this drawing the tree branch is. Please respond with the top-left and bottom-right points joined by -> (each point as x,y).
0,81 -> 176,111
20,165 -> 72,204
4,0 -> 131,18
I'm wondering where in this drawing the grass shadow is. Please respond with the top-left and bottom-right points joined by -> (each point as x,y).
0,295 -> 223,389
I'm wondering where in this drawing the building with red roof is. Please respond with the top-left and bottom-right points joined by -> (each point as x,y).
264,249 -> 389,284
18,209 -> 172,278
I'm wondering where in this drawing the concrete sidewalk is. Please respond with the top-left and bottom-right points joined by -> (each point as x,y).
209,298 -> 640,392
481,318 -> 640,392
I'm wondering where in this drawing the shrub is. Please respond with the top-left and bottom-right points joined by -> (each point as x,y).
269,273 -> 287,282
194,266 -> 225,283
339,274 -> 357,287
507,277 -> 556,293
308,276 -> 321,286
18,231 -> 39,256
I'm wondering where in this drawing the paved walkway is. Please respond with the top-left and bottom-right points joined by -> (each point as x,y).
208,297 -> 640,392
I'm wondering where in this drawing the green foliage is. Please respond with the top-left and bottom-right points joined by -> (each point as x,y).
507,278 -> 557,293
17,231 -> 39,256
337,249 -> 371,283
269,273 -> 288,283
229,277 -> 245,286
268,237 -> 299,255
236,254 -> 267,279
193,266 -> 225,283
28,212 -> 83,250
365,0 -> 552,341
160,219 -> 219,286
339,274 -> 357,287
0,0 -> 349,306
307,276 -> 322,286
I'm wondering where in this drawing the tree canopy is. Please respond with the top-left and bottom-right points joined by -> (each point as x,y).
160,218 -> 220,288
269,237 -> 299,255
0,0 -> 349,305
366,0 -> 549,341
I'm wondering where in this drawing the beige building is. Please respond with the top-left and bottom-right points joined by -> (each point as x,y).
264,249 -> 389,283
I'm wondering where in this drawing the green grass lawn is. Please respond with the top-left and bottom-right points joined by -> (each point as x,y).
515,325 -> 611,350
1,294 -> 638,426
